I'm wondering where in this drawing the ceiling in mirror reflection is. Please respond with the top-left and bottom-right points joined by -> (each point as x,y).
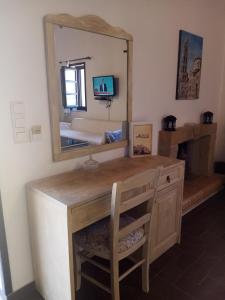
54,26 -> 128,151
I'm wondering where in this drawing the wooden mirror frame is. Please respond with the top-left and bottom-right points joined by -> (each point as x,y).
44,14 -> 133,161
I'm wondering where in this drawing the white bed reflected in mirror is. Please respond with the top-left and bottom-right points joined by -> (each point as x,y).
44,14 -> 133,161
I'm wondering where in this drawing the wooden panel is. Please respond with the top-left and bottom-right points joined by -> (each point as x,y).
71,194 -> 111,232
158,166 -> 180,190
183,174 -> 225,214
27,190 -> 74,300
150,233 -> 178,262
120,190 -> 154,213
118,213 -> 150,239
55,140 -> 128,161
127,40 -> 133,122
155,188 -> 177,243
150,183 -> 182,262
45,14 -> 133,40
158,126 -> 194,149
28,156 -> 183,208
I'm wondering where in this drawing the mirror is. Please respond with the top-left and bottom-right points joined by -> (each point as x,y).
44,14 -> 133,161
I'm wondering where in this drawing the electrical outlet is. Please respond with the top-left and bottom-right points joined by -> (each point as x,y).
30,125 -> 42,142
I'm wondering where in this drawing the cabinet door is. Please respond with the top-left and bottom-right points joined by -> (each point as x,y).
150,183 -> 182,262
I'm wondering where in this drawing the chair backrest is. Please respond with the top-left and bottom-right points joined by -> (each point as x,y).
110,167 -> 160,261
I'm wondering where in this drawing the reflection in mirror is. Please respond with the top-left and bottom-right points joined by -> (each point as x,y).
54,25 -> 128,152
60,63 -> 87,111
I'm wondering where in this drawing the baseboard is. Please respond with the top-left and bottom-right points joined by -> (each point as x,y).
7,282 -> 44,300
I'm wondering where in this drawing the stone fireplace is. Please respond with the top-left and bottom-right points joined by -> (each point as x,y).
158,123 -> 224,214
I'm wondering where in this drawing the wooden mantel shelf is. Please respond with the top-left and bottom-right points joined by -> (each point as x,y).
158,123 -> 217,147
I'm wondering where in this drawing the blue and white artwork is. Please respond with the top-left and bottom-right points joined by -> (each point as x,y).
176,30 -> 203,100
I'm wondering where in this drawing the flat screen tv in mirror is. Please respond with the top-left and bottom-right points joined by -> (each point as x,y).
93,75 -> 115,98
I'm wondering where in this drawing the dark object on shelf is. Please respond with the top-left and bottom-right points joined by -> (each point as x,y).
202,111 -> 213,124
163,115 -> 177,131
214,161 -> 225,174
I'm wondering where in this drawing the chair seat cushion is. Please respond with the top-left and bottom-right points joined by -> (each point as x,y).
75,215 -> 144,260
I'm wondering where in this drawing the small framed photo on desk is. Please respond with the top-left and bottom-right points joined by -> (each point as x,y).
129,122 -> 152,157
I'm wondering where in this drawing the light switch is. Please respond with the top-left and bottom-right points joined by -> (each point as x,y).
15,132 -> 27,143
15,118 -> 25,128
13,103 -> 25,114
15,127 -> 25,133
10,102 -> 27,143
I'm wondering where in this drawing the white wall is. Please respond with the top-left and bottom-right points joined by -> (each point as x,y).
1,0 -> 225,292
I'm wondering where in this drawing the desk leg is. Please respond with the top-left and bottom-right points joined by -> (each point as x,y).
68,211 -> 76,300
28,190 -> 74,300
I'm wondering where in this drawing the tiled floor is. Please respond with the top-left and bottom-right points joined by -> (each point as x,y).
35,189 -> 225,299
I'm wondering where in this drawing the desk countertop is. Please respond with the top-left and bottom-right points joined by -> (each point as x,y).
28,155 -> 183,208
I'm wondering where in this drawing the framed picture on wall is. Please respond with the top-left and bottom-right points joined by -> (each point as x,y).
129,122 -> 152,157
176,30 -> 203,100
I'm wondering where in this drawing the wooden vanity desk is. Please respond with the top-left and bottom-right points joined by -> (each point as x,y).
27,155 -> 184,300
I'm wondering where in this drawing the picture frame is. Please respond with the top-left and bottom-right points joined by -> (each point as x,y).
129,122 -> 152,157
176,30 -> 203,100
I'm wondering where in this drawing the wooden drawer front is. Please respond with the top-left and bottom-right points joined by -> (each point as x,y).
71,194 -> 111,233
158,166 -> 180,190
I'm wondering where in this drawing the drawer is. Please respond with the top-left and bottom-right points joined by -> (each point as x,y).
70,194 -> 111,233
158,166 -> 181,190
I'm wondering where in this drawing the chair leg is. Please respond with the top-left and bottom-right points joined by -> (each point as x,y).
142,259 -> 149,293
142,239 -> 150,293
111,260 -> 120,300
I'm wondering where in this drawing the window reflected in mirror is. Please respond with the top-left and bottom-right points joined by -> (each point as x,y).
60,63 -> 87,111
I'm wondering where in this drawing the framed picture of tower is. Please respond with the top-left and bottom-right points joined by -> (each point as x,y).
176,30 -> 203,100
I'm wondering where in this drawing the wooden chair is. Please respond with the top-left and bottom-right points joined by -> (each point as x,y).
75,167 -> 160,300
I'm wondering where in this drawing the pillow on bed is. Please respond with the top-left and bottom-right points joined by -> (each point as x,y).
105,129 -> 122,144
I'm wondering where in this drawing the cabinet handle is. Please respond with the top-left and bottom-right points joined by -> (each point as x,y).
166,175 -> 171,183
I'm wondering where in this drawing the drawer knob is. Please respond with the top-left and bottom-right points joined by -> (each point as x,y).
166,175 -> 171,183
